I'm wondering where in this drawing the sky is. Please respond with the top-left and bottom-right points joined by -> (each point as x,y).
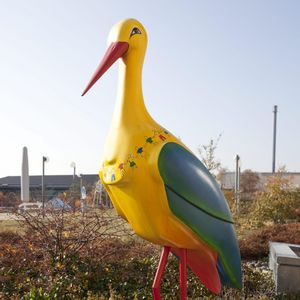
0,1 -> 299,178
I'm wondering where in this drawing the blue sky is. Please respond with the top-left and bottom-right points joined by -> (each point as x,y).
0,1 -> 299,177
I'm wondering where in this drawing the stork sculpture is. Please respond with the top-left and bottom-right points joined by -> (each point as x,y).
82,18 -> 242,299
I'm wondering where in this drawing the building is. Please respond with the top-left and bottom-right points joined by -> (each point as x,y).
0,174 -> 99,202
219,172 -> 300,190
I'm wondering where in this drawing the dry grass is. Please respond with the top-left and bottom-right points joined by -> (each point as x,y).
0,210 -> 133,237
0,219 -> 20,233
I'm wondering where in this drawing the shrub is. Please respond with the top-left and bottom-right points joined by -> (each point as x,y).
0,209 -> 133,299
17,209 -> 130,266
239,223 -> 300,259
3,209 -> 298,298
0,226 -> 278,299
223,189 -> 235,212
250,171 -> 300,226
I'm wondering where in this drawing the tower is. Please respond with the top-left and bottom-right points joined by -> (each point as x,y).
21,146 -> 30,202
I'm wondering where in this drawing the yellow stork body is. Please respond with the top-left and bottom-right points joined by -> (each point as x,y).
82,19 -> 242,297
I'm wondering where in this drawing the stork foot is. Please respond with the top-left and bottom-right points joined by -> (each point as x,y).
179,248 -> 187,300
152,246 -> 170,299
152,247 -> 188,300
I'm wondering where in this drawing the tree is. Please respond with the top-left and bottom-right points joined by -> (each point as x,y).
216,167 -> 228,182
0,192 -> 19,207
197,134 -> 222,174
240,169 -> 260,194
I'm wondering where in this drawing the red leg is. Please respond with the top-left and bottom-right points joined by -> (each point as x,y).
179,248 -> 187,300
152,246 -> 171,300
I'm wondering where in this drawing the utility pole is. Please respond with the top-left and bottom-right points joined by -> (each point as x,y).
234,154 -> 241,214
272,105 -> 278,173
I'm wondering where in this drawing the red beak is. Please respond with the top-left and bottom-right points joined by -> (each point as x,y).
81,41 -> 129,96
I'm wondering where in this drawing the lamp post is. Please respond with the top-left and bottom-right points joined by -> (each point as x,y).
70,162 -> 76,179
42,156 -> 49,216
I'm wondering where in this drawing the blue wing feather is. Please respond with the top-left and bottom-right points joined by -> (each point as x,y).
158,142 -> 242,288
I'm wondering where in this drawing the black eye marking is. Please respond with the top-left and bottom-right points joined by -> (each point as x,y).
130,27 -> 141,37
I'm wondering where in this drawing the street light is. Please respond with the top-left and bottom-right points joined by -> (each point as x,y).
70,161 -> 76,179
42,156 -> 49,216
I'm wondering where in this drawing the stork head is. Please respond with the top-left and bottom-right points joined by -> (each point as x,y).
82,19 -> 147,96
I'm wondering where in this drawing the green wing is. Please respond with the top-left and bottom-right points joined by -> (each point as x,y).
158,142 -> 233,223
158,142 -> 242,288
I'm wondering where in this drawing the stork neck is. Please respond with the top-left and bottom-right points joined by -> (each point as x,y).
112,57 -> 150,125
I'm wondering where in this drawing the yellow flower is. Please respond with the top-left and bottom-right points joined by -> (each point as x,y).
28,242 -> 33,251
63,231 -> 70,238
56,262 -> 64,270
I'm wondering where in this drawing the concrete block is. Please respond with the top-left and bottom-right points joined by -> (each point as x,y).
269,242 -> 300,294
